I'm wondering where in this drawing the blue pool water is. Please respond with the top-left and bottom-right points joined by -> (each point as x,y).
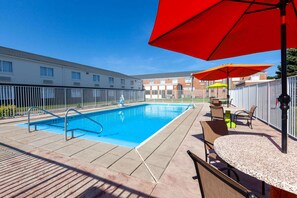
24,104 -> 190,148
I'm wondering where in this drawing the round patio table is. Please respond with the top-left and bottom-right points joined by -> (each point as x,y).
214,135 -> 297,197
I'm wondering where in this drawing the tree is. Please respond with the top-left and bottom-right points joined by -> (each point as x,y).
267,75 -> 276,79
276,48 -> 297,78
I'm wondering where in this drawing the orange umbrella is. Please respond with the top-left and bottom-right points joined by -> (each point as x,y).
192,63 -> 272,107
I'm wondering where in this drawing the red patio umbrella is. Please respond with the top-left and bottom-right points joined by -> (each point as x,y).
149,0 -> 297,153
192,63 -> 272,107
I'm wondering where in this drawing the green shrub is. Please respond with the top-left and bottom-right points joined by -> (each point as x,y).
76,103 -> 81,108
0,105 -> 16,118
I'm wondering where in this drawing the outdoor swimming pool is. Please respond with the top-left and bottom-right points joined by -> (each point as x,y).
25,104 -> 191,148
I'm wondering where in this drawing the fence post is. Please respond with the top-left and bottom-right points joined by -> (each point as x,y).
95,89 -> 97,107
42,87 -> 45,110
106,89 -> 108,106
255,84 -> 260,118
12,86 -> 15,117
81,89 -> 84,108
64,88 -> 67,110
268,82 -> 271,125
291,76 -> 297,137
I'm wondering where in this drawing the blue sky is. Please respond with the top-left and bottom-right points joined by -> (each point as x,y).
0,0 -> 280,76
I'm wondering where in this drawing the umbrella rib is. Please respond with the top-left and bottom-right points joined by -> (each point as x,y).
292,1 -> 297,16
149,1 -> 224,44
207,2 -> 254,60
245,7 -> 278,14
218,68 -> 229,77
229,67 -> 268,77
227,0 -> 278,7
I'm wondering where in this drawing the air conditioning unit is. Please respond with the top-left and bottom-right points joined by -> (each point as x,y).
43,80 -> 53,84
0,76 -> 11,82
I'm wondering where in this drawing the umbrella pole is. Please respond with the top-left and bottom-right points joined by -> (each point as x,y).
217,87 -> 218,98
278,0 -> 291,154
227,70 -> 230,107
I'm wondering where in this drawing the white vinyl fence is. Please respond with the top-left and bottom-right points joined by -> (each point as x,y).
145,89 -> 212,104
230,76 -> 297,138
0,85 -> 145,118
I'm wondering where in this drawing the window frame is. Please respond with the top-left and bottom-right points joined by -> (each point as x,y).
93,74 -> 100,82
172,79 -> 178,84
0,60 -> 13,73
71,88 -> 82,98
72,71 -> 81,80
41,88 -> 55,99
109,77 -> 114,84
40,66 -> 54,78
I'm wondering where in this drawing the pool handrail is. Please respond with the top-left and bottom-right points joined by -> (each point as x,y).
27,106 -> 62,133
64,108 -> 104,141
186,104 -> 194,110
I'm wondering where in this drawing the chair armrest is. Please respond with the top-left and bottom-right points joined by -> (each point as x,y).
234,110 -> 247,115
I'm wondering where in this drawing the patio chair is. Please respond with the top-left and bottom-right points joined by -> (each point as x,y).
229,98 -> 233,106
209,105 -> 224,121
200,120 -> 239,181
187,150 -> 257,198
211,98 -> 222,106
234,105 -> 257,129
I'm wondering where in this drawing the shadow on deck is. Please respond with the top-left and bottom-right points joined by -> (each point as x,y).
0,143 -> 155,197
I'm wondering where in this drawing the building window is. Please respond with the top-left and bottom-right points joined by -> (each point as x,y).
160,80 -> 165,84
0,61 -> 13,73
93,89 -> 101,97
152,90 -> 158,95
93,75 -> 100,82
109,77 -> 114,84
172,79 -> 178,84
0,86 -> 14,100
72,71 -> 81,80
185,77 -> 192,83
145,90 -> 150,95
108,90 -> 115,97
131,80 -> 134,85
71,88 -> 81,97
167,90 -> 172,95
149,80 -> 154,85
41,88 -> 55,99
121,79 -> 125,84
40,66 -> 54,77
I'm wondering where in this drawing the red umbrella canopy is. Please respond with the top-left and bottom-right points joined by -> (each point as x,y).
192,64 -> 273,80
149,0 -> 297,60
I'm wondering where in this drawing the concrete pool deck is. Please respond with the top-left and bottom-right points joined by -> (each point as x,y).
0,103 -> 292,197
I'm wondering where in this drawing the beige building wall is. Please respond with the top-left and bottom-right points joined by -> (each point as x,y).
0,54 -> 142,90
141,72 -> 267,99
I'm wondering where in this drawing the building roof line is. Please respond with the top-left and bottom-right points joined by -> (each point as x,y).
0,46 -> 138,80
132,70 -> 200,79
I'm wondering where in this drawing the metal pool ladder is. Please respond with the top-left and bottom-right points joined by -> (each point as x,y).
27,106 -> 62,133
64,108 -> 104,141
